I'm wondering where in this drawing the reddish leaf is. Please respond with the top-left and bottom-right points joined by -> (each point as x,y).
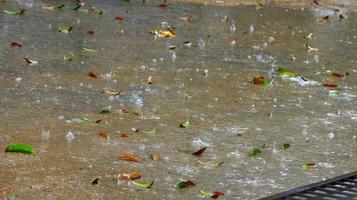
159,4 -> 167,8
97,131 -> 108,139
11,42 -> 22,48
323,83 -> 338,88
115,16 -> 124,21
119,154 -> 140,163
86,30 -> 94,35
120,133 -> 129,138
192,147 -> 207,156
88,70 -> 97,78
249,76 -> 265,85
122,109 -> 129,113
211,191 -> 225,199
95,119 -> 102,123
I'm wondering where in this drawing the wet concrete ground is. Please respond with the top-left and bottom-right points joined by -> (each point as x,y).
0,0 -> 356,199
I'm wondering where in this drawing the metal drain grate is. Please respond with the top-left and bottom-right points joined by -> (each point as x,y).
262,171 -> 357,200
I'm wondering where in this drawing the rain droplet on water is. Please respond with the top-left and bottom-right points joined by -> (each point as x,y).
249,24 -> 254,33
66,131 -> 75,142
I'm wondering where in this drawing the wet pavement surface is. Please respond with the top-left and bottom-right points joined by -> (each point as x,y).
0,0 -> 356,199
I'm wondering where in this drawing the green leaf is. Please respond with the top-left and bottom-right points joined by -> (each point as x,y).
263,79 -> 271,87
353,135 -> 357,141
303,163 -> 316,169
184,94 -> 193,99
198,160 -> 224,168
183,41 -> 192,47
328,89 -> 340,96
3,9 -> 25,16
131,180 -> 154,189
281,143 -> 290,150
80,116 -> 90,122
200,190 -> 213,197
82,47 -> 97,53
58,26 -> 72,34
277,67 -> 297,77
96,9 -> 104,15
64,55 -> 73,61
99,109 -> 111,114
147,128 -> 156,135
5,144 -> 35,155
248,148 -> 262,157
179,119 -> 190,128
70,4 -> 81,11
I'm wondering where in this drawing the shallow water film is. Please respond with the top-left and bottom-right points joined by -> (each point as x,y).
0,0 -> 356,199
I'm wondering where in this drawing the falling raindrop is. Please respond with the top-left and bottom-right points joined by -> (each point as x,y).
198,39 -> 205,49
230,22 -> 236,33
327,130 -> 335,139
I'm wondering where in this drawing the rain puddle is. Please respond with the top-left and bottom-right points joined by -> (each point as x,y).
0,0 -> 356,199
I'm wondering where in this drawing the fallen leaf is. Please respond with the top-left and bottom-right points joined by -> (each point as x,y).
151,155 -> 161,161
200,190 -> 213,197
131,180 -> 154,189
92,178 -> 99,185
192,147 -> 207,156
323,83 -> 338,88
70,4 -> 82,11
183,41 -> 192,47
58,26 -> 73,34
88,70 -> 97,78
120,133 -> 129,138
119,153 -> 140,163
99,109 -> 111,114
23,57 -> 38,65
281,143 -> 290,150
101,88 -> 121,96
150,29 -> 176,38
303,163 -> 316,169
64,55 -> 73,61
97,132 -> 108,139
221,16 -> 229,23
277,67 -> 297,77
132,127 -> 140,132
86,30 -> 94,35
95,119 -> 102,123
159,4 -> 167,8
41,5 -> 56,10
230,39 -> 237,45
57,4 -> 65,9
147,76 -> 152,84
211,191 -> 225,199
331,72 -> 343,78
81,47 -> 97,53
179,119 -> 190,128
117,171 -> 141,180
317,15 -> 330,24
115,16 -> 124,21
177,180 -> 195,190
5,144 -> 35,155
3,9 -> 26,15
11,42 -> 22,48
249,76 -> 270,86
248,148 -> 262,157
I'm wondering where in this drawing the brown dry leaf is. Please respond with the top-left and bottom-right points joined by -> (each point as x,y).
95,119 -> 102,123
115,16 -> 124,21
159,4 -> 167,8
192,147 -> 207,156
147,76 -> 152,84
117,171 -> 141,180
151,155 -> 161,161
150,30 -> 176,38
97,131 -> 108,139
317,15 -> 330,24
119,154 -> 140,163
11,42 -> 22,48
88,70 -> 97,78
331,72 -> 343,78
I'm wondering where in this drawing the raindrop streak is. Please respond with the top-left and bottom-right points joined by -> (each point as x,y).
249,24 -> 254,33
230,22 -> 236,33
